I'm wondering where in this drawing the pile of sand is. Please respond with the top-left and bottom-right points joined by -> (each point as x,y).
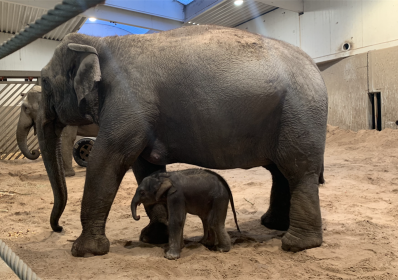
0,125 -> 397,279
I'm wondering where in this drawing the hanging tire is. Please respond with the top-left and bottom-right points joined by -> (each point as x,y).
73,138 -> 95,167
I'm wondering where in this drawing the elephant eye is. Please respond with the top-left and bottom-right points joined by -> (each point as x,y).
42,78 -> 51,91
140,190 -> 145,195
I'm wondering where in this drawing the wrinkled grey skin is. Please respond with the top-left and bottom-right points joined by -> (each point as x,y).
131,169 -> 240,260
17,86 -> 99,176
37,25 -> 327,257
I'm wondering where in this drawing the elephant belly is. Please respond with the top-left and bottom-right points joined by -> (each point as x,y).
141,137 -> 273,169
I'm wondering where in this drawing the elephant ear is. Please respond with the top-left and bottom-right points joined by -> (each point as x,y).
155,178 -> 177,201
67,43 -> 101,107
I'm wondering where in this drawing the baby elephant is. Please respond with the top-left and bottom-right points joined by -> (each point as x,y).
131,169 -> 240,260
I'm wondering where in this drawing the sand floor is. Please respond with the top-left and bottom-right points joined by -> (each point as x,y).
1,125 -> 398,279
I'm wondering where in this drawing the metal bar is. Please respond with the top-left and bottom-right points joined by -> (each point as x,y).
0,0 -> 105,59
0,70 -> 41,78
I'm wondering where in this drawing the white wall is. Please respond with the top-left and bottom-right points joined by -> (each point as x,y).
237,9 -> 300,47
0,33 -> 60,71
237,0 -> 398,63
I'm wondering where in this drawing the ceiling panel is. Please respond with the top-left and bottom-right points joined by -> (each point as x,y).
0,0 -> 86,41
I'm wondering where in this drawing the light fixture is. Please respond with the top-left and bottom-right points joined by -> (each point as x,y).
193,23 -> 195,24
234,0 -> 243,6
188,22 -> 191,23
89,17 -> 97,22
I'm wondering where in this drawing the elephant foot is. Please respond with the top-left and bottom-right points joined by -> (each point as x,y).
281,227 -> 322,252
71,234 -> 110,257
165,249 -> 180,260
64,169 -> 76,177
216,243 -> 231,253
261,211 -> 289,231
140,222 -> 169,244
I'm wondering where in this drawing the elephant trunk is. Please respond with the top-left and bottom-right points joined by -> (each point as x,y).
131,196 -> 141,221
37,117 -> 67,232
16,109 -> 40,160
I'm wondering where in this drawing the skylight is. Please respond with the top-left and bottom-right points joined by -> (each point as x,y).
177,0 -> 195,5
78,19 -> 149,37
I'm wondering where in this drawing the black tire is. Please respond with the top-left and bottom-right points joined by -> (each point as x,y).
73,138 -> 95,167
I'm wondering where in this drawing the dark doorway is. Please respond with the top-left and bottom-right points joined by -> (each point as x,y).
369,92 -> 382,131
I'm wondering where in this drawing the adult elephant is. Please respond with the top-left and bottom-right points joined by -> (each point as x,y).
35,25 -> 327,257
17,86 -> 99,176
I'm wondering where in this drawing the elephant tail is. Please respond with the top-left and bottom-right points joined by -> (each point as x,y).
203,170 -> 241,233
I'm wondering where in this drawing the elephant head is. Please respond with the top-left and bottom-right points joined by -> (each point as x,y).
37,34 -> 101,232
16,86 -> 41,160
131,175 -> 175,221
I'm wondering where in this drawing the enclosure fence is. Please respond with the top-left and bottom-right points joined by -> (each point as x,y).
0,79 -> 38,160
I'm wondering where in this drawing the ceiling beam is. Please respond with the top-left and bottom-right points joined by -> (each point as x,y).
255,0 -> 303,13
6,0 -> 184,31
82,5 -> 183,31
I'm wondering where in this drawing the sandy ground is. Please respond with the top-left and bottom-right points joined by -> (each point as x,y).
1,125 -> 398,280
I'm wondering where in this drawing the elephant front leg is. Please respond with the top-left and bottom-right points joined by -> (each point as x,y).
132,156 -> 168,244
165,199 -> 186,260
71,140 -> 130,257
61,126 -> 78,177
140,203 -> 169,244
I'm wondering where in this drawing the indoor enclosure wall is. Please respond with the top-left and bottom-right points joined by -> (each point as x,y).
319,45 -> 398,131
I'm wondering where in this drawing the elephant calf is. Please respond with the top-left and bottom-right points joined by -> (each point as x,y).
131,169 -> 240,260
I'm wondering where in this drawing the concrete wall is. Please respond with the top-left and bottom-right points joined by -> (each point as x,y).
236,0 -> 398,63
319,45 -> 398,131
368,47 -> 398,129
318,54 -> 369,131
0,33 -> 60,71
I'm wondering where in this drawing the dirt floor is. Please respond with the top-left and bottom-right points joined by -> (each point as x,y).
1,125 -> 398,280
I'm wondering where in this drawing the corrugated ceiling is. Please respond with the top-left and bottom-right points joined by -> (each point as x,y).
0,0 -> 86,41
186,0 -> 276,27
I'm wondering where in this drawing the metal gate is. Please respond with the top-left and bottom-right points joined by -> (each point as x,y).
0,74 -> 39,160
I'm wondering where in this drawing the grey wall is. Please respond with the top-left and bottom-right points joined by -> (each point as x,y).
319,45 -> 398,131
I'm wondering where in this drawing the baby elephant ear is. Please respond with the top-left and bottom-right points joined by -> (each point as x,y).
155,178 -> 176,201
67,43 -> 101,106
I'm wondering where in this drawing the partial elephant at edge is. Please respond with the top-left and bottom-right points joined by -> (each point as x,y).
17,85 -> 99,177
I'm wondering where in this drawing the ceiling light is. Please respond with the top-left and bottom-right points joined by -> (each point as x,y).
193,23 -> 195,24
234,0 -> 243,6
89,18 -> 97,22
188,22 -> 191,23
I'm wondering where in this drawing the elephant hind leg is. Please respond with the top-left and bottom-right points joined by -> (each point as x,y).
261,163 -> 290,231
281,172 -> 322,252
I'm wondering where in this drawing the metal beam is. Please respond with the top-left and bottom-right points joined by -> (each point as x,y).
8,0 -> 186,21
82,5 -> 183,31
0,70 -> 40,78
255,0 -> 303,13
1,0 -> 58,10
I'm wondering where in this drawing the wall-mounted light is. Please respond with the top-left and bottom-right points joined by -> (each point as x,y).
234,0 -> 243,6
89,18 -> 97,22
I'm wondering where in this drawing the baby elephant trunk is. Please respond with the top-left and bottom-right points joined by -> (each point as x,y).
131,195 -> 141,221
